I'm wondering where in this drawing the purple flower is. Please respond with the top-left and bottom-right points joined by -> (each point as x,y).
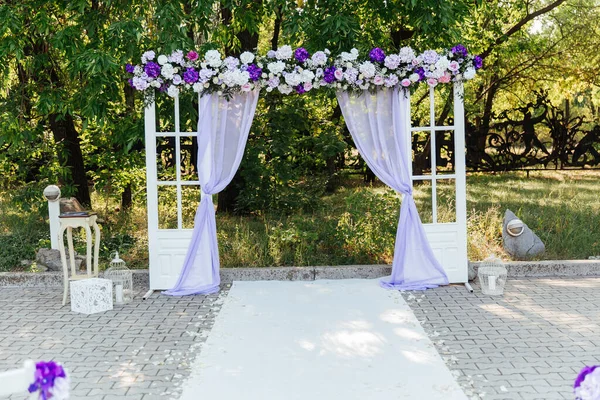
473,55 -> 483,70
294,47 -> 310,63
575,366 -> 598,389
369,48 -> 385,63
144,62 -> 161,78
198,68 -> 215,82
246,64 -> 262,81
267,50 -> 277,59
323,66 -> 336,84
128,78 -> 134,87
295,84 -> 306,94
28,361 -> 68,399
183,68 -> 199,84
125,63 -> 135,74
451,44 -> 468,58
414,67 -> 426,81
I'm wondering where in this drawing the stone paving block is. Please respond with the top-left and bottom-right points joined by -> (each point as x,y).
0,285 -> 228,399
403,277 -> 600,400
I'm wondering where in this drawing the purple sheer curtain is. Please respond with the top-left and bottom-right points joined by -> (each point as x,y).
164,90 -> 260,296
337,88 -> 448,290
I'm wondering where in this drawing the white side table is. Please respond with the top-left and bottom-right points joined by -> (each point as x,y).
58,213 -> 101,305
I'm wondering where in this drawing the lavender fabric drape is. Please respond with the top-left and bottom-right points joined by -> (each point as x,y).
337,88 -> 448,290
164,90 -> 260,296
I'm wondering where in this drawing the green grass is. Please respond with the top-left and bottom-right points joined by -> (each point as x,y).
1,170 -> 599,271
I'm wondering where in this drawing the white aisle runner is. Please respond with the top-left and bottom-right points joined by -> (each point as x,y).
179,279 -> 467,400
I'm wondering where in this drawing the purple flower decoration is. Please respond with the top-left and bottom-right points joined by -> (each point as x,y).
451,44 -> 468,58
473,55 -> 483,70
294,47 -> 310,63
267,50 -> 277,59
183,68 -> 199,84
125,63 -> 135,74
246,64 -> 262,81
144,62 -> 161,78
295,84 -> 306,94
28,361 -> 68,400
575,366 -> 598,389
414,67 -> 426,81
369,48 -> 385,63
323,66 -> 336,84
128,78 -> 134,87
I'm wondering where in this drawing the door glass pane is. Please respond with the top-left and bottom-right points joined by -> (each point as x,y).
436,178 -> 456,223
156,137 -> 176,181
182,185 -> 200,229
180,136 -> 199,181
412,180 -> 433,223
155,94 -> 175,133
412,131 -> 431,175
434,85 -> 454,125
179,92 -> 198,133
158,186 -> 177,229
436,130 -> 455,175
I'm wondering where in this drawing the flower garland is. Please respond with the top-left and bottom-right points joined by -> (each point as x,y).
126,45 -> 482,102
575,365 -> 600,400
28,361 -> 69,400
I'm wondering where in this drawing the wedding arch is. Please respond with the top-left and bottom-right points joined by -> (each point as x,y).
128,45 -> 481,294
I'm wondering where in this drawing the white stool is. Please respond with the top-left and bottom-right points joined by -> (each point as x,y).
58,213 -> 101,305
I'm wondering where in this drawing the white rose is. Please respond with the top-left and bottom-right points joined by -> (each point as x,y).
267,61 -> 286,75
409,73 -> 420,82
212,77 -> 219,84
359,61 -> 376,78
240,51 -> 255,64
463,68 -> 476,80
167,85 -> 179,98
157,55 -> 169,65
205,50 -> 222,68
193,82 -> 203,92
276,45 -> 293,60
161,64 -> 175,79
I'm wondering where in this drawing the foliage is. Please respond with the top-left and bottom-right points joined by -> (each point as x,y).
3,172 -> 600,271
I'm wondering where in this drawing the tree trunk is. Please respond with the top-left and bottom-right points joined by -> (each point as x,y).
49,113 -> 91,206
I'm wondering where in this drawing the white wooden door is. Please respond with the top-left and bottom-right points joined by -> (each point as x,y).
145,96 -> 199,290
408,83 -> 468,283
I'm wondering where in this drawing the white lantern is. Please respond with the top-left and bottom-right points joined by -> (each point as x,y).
477,258 -> 508,296
104,252 -> 133,304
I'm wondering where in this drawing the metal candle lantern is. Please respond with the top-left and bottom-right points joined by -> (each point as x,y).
477,258 -> 508,296
104,252 -> 133,304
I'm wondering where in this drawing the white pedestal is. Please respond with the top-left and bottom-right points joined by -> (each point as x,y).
70,278 -> 113,314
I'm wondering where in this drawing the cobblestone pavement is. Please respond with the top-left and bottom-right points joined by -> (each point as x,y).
402,277 -> 600,400
0,285 -> 229,400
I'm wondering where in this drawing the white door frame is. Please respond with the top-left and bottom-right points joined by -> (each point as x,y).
144,84 -> 468,289
406,83 -> 468,283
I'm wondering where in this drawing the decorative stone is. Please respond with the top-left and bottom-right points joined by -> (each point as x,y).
502,209 -> 545,260
36,248 -> 84,272
70,278 -> 113,314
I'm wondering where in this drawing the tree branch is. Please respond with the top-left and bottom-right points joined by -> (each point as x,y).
480,0 -> 567,60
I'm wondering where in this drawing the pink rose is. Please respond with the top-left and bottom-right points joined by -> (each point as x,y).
438,72 -> 451,84
373,75 -> 384,85
304,82 -> 313,91
334,69 -> 344,80
401,78 -> 411,87
427,78 -> 438,87
241,83 -> 252,92
448,61 -> 460,72
186,51 -> 199,61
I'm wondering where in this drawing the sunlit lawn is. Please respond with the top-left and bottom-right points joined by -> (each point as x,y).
1,170 -> 599,271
